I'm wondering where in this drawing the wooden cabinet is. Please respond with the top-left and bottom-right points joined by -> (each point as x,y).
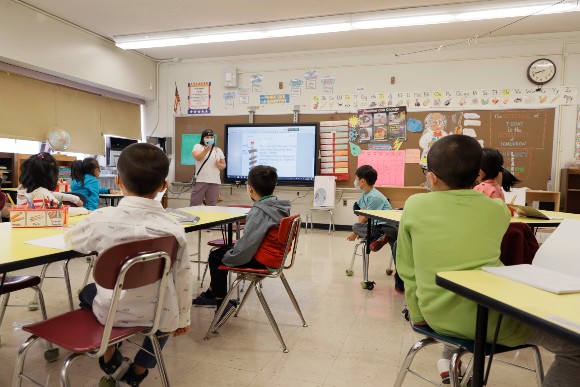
560,168 -> 580,214
14,154 -> 77,187
0,152 -> 16,188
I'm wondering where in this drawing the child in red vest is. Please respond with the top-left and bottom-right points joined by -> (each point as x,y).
192,165 -> 291,316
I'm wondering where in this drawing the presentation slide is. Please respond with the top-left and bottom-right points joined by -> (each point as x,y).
226,124 -> 317,183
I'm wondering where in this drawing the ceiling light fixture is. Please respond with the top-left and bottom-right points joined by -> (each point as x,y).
114,0 -> 580,50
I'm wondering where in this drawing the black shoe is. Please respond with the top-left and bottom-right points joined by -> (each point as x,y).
192,291 -> 217,308
120,365 -> 149,387
98,347 -> 123,375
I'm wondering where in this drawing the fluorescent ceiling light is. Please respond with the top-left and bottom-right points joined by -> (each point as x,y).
114,0 -> 580,50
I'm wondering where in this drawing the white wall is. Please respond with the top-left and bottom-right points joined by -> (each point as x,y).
0,0 -> 156,100
149,32 -> 580,222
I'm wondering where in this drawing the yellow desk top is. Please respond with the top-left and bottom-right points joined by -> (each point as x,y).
356,209 -> 580,226
437,270 -> 580,339
1,207 -> 247,272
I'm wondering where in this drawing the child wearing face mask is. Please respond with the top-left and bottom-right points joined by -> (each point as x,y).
189,129 -> 226,206
192,166 -> 291,312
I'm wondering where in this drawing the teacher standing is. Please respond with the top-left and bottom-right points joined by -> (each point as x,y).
190,129 -> 226,206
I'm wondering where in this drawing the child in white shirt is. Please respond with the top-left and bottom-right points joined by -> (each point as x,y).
65,143 -> 192,386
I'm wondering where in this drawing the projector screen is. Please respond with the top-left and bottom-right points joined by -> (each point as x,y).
224,123 -> 319,185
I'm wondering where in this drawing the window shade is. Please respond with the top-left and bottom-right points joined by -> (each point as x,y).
100,97 -> 141,140
0,72 -> 56,141
56,86 -> 103,155
0,71 -> 142,155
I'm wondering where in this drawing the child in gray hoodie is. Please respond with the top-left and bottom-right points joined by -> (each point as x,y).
192,165 -> 291,313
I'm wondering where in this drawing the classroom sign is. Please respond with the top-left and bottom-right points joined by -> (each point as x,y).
188,82 -> 211,114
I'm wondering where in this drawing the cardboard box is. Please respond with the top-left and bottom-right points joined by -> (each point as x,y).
9,205 -> 69,227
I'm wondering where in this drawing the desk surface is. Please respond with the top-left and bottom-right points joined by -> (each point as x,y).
355,209 -> 580,227
1,206 -> 248,273
436,270 -> 580,344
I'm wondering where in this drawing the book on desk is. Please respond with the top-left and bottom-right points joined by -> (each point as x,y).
483,219 -> 580,294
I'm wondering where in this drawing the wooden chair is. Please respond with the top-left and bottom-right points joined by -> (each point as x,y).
13,236 -> 178,387
203,215 -> 307,352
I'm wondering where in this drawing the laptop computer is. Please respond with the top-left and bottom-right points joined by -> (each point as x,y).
508,205 -> 562,220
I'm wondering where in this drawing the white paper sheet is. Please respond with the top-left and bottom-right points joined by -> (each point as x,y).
533,219 -> 580,277
25,234 -> 68,250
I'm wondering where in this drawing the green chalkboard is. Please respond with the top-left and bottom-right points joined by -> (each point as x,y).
181,134 -> 218,165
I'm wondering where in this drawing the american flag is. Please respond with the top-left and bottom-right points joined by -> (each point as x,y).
173,86 -> 180,113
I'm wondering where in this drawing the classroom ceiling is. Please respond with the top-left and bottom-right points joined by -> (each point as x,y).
15,0 -> 580,60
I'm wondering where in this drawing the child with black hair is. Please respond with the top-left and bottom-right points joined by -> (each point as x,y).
192,165 -> 291,316
397,135 -> 580,386
16,152 -> 88,215
65,143 -> 192,386
474,147 -> 507,200
71,157 -> 120,210
501,167 -> 522,192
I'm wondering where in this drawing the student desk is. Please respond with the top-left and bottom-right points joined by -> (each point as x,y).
353,209 -> 580,287
99,193 -> 124,207
1,207 -> 247,274
436,270 -> 580,387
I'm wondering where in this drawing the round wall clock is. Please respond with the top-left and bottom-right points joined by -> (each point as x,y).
527,58 -> 556,85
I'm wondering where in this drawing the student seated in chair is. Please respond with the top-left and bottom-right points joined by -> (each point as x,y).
396,135 -> 580,386
192,165 -> 291,317
65,143 -> 192,387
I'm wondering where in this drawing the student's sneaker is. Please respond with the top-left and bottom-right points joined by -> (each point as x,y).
192,291 -> 217,308
437,358 -> 467,385
98,347 -> 124,375
214,300 -> 238,326
369,235 -> 388,252
119,365 -> 148,387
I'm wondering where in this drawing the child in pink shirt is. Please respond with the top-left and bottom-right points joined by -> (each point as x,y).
474,148 -> 505,200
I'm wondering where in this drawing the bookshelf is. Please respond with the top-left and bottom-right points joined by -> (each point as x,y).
561,168 -> 580,214
14,154 -> 77,187
0,152 -> 17,188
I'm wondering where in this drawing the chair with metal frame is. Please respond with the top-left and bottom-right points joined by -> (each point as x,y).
394,320 -> 544,387
13,235 -> 179,387
203,215 -> 307,352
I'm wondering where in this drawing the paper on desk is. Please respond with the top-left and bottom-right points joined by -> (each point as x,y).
25,234 -> 67,250
503,187 -> 527,206
533,219 -> 580,278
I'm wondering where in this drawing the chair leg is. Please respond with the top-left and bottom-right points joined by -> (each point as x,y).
151,334 -> 170,387
393,337 -> 438,387
234,280 -> 256,317
530,345 -> 545,386
361,241 -> 369,282
450,348 -> 468,387
347,240 -> 363,274
80,256 -> 94,290
279,273 -> 307,327
13,334 -> 43,387
29,263 -> 52,307
60,352 -> 85,387
200,262 -> 209,288
0,293 -> 10,328
63,260 -> 74,311
254,282 -> 288,353
204,277 -> 243,339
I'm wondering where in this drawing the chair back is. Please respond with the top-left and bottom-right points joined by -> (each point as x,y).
67,192 -> 87,207
279,215 -> 301,270
93,236 -> 179,351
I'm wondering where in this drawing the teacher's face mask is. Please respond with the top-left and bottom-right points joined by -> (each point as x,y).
204,137 -> 214,146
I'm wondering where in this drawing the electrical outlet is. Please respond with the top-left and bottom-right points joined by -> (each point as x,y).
297,191 -> 300,196
343,199 -> 347,206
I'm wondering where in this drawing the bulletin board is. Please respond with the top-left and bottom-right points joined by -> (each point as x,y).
175,108 -> 554,190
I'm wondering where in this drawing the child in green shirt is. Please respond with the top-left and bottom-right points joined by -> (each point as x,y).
397,135 -> 580,386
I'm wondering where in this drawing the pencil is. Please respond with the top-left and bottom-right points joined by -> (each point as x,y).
509,195 -> 517,206
5,192 -> 15,206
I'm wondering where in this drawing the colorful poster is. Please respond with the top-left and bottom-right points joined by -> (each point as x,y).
311,87 -> 578,111
319,120 -> 350,181
260,94 -> 290,104
357,107 -> 407,144
358,150 -> 405,187
187,82 -> 211,114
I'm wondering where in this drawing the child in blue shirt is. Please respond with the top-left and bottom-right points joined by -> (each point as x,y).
71,158 -> 120,210
347,165 -> 398,250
